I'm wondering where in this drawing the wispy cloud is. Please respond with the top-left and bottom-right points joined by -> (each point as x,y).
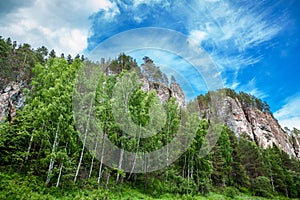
232,77 -> 268,99
187,0 -> 286,71
274,93 -> 300,130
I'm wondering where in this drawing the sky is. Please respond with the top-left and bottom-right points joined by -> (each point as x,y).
0,0 -> 299,130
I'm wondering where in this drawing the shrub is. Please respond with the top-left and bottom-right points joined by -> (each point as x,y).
222,186 -> 238,198
252,176 -> 273,198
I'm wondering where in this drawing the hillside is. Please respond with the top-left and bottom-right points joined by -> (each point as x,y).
0,37 -> 300,199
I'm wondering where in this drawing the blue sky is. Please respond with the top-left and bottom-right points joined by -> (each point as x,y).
0,0 -> 299,129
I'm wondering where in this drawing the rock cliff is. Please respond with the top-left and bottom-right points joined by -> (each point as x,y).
141,78 -> 185,108
0,82 -> 25,123
210,95 -> 300,159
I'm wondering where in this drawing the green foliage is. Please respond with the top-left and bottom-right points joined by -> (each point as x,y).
1,172 -> 294,200
262,145 -> 300,198
228,130 -> 251,189
0,37 -> 32,89
141,56 -> 169,85
211,126 -> 233,187
108,53 -> 139,74
197,88 -> 271,114
253,176 -> 273,198
222,186 -> 239,198
0,57 -> 82,187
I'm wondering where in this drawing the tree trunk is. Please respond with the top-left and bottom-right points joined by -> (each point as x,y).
97,132 -> 106,183
56,142 -> 67,188
270,173 -> 275,192
128,125 -> 141,180
143,152 -> 148,192
74,99 -> 93,183
128,151 -> 138,181
106,172 -> 110,189
182,154 -> 187,178
191,154 -> 194,179
89,140 -> 98,178
56,159 -> 63,187
19,130 -> 34,172
25,131 -> 34,163
165,121 -> 171,182
116,147 -> 124,183
45,121 -> 60,186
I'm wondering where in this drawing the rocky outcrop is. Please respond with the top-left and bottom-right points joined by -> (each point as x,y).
245,108 -> 295,157
141,78 -> 185,108
291,133 -> 300,158
0,82 -> 25,123
218,97 -> 254,139
170,82 -> 185,108
216,96 -> 300,159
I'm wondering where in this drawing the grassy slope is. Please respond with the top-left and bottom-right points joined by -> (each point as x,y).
0,172 -> 295,200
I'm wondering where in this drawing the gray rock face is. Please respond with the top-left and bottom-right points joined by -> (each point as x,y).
216,96 -> 300,159
0,82 -> 25,123
291,133 -> 300,158
170,82 -> 185,108
246,108 -> 295,157
218,97 -> 254,139
141,78 -> 185,108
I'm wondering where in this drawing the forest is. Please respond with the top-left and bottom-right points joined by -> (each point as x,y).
0,36 -> 300,199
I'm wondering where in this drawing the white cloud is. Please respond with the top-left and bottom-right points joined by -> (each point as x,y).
189,30 -> 207,44
277,117 -> 300,130
205,0 -> 220,2
87,0 -> 115,12
274,93 -> 300,130
58,29 -> 88,56
133,0 -> 169,8
0,0 -> 113,56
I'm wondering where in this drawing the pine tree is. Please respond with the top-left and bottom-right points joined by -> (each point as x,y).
211,126 -> 233,187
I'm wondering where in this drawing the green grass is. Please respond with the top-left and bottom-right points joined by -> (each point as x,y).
0,172 -> 296,200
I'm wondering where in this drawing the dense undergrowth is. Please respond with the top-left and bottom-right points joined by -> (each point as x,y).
1,172 -> 297,200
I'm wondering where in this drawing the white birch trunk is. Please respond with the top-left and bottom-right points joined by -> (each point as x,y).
74,99 -> 93,183
56,159 -> 63,187
128,125 -> 141,180
165,122 -> 171,182
116,147 -> 124,182
190,154 -> 194,179
56,143 -> 67,187
25,132 -> 34,163
88,140 -> 98,178
45,122 -> 60,186
97,132 -> 106,183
